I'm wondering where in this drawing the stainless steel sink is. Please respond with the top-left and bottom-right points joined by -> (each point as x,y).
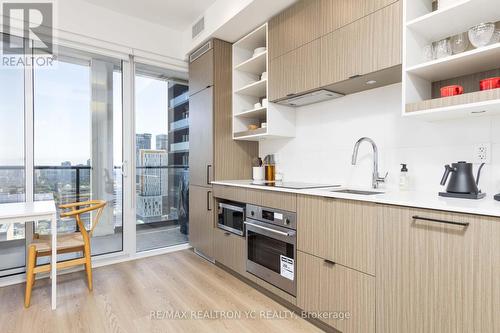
331,189 -> 384,195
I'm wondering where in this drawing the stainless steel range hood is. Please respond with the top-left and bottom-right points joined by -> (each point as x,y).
276,89 -> 344,107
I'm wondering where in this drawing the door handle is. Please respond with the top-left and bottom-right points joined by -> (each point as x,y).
244,221 -> 292,237
206,165 -> 212,185
412,215 -> 469,227
207,191 -> 212,211
324,259 -> 336,266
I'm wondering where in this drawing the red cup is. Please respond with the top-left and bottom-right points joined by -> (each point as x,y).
440,85 -> 464,97
479,77 -> 500,91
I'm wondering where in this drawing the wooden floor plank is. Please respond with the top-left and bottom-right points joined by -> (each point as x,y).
0,250 -> 323,333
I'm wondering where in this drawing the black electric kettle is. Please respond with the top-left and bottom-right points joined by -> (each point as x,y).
439,161 -> 486,199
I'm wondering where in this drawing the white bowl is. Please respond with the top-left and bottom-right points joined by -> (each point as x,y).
253,47 -> 267,56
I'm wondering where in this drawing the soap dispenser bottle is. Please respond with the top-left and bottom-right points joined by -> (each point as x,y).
399,164 -> 409,191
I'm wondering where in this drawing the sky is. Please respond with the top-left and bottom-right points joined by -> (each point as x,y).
0,60 -> 169,166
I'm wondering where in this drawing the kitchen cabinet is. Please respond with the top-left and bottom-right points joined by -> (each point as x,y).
320,0 -> 397,35
246,188 -> 297,212
189,49 -> 214,96
188,40 -> 257,259
189,185 -> 214,259
297,251 -> 375,333
321,1 -> 402,87
297,195 -> 377,275
213,185 -> 247,203
376,205 -> 500,333
214,228 -> 246,275
268,39 -> 321,102
189,86 -> 213,187
268,0 -> 321,60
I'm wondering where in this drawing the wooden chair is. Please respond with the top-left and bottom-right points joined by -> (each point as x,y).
24,200 -> 106,308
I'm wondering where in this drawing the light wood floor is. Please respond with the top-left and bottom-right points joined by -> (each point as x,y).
0,250 -> 323,333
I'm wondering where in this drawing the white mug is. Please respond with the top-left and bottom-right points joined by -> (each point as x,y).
253,167 -> 265,181
262,98 -> 268,107
261,72 -> 268,80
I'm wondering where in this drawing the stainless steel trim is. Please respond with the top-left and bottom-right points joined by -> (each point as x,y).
217,223 -> 244,236
244,221 -> 292,237
219,202 -> 245,213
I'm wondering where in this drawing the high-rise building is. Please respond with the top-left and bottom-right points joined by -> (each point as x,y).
136,149 -> 168,219
136,133 -> 152,165
156,134 -> 168,151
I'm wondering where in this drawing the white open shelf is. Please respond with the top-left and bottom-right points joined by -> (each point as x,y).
406,43 -> 500,81
404,99 -> 500,121
234,51 -> 267,74
402,0 -> 500,121
232,23 -> 295,140
235,106 -> 267,119
235,79 -> 267,97
406,0 -> 500,42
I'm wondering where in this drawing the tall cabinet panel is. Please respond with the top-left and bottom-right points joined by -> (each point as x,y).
188,39 -> 258,260
189,87 -> 213,187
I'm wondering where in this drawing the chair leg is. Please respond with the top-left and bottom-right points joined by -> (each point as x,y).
84,244 -> 93,291
24,245 -> 37,308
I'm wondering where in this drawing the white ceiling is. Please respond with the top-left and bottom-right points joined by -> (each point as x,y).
83,0 -> 216,31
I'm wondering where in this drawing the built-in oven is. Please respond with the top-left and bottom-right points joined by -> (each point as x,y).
217,201 -> 246,236
244,204 -> 297,296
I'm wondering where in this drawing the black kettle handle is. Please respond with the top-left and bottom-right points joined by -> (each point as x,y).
440,165 -> 454,186
476,163 -> 485,186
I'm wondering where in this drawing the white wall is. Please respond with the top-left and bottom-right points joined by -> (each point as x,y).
260,84 -> 500,195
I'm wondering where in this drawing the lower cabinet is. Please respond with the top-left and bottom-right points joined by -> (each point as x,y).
297,251 -> 375,333
214,228 -> 246,275
376,205 -> 500,333
189,185 -> 214,258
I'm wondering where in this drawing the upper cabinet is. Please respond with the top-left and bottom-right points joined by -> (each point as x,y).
269,39 -> 321,102
321,1 -> 402,87
189,49 -> 214,96
268,0 -> 322,60
321,0 -> 398,35
268,0 -> 402,103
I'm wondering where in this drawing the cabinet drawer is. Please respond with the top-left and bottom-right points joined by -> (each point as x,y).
321,1 -> 401,87
321,0 -> 398,35
269,39 -> 321,102
298,251 -> 375,333
297,195 -> 377,275
213,185 -> 247,203
214,228 -> 246,275
268,0 -> 321,60
376,205 -> 500,333
246,189 -> 297,212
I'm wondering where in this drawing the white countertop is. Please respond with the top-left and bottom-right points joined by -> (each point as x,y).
0,200 -> 57,220
212,180 -> 500,218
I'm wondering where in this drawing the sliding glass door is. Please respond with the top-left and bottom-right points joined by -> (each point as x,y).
0,34 -> 26,276
33,49 -> 124,256
134,64 -> 189,252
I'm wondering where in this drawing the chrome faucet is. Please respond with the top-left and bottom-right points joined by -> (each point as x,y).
351,137 -> 388,189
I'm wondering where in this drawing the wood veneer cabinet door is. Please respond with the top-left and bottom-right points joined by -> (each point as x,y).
189,185 -> 214,258
297,251 -> 375,333
269,39 -> 321,102
189,49 -> 214,96
268,0 -> 321,60
320,0 -> 398,35
376,205 -> 500,333
246,189 -> 297,212
297,195 -> 377,275
189,87 -> 213,187
321,1 -> 401,87
214,228 -> 246,275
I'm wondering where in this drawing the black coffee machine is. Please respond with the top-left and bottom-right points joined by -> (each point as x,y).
439,161 -> 486,199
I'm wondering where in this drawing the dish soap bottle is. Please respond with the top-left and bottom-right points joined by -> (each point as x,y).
399,164 -> 409,191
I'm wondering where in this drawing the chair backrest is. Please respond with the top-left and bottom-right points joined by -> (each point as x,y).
59,200 -> 107,237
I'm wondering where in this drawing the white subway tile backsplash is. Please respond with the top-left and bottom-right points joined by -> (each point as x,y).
260,83 -> 500,195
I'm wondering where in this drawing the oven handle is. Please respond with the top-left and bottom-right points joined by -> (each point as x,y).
244,221 -> 293,237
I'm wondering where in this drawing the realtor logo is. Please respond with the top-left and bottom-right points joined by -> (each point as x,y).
2,1 -> 53,54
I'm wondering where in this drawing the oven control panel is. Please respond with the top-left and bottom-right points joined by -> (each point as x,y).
246,204 -> 296,230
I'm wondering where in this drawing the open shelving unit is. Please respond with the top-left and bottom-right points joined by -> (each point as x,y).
232,23 -> 295,141
402,0 -> 500,121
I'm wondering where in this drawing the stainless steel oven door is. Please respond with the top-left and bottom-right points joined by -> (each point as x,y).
245,219 -> 297,296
